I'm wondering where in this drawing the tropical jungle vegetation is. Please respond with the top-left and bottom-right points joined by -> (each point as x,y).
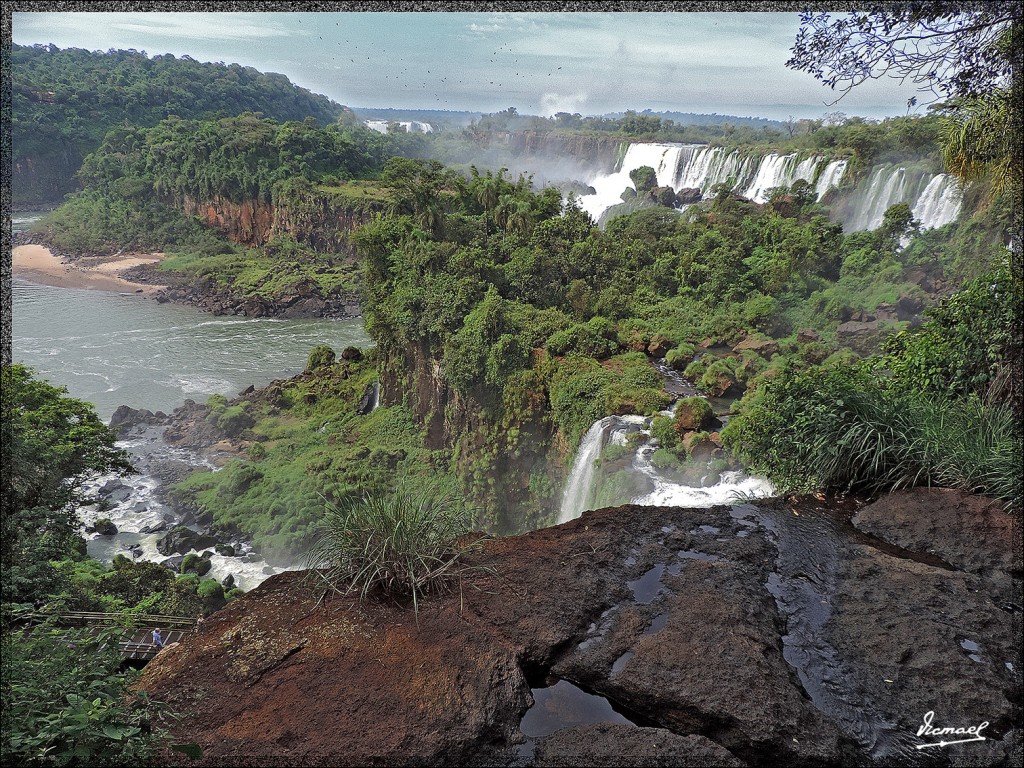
1,366 -> 228,764
11,43 -> 355,205
7,9 -> 1020,764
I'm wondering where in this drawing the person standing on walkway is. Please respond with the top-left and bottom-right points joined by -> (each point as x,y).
152,627 -> 164,649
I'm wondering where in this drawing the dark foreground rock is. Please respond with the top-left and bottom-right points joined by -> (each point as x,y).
138,491 -> 1021,767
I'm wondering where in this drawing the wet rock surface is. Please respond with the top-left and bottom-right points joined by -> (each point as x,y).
139,492 -> 1021,766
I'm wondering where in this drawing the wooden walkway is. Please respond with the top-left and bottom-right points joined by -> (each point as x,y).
37,611 -> 199,663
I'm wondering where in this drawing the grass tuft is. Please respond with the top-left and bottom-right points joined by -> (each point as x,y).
304,485 -> 492,616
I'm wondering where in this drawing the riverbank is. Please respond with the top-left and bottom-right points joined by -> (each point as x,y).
13,243 -> 167,295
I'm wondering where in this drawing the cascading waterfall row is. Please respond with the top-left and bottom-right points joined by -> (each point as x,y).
580,142 -> 962,233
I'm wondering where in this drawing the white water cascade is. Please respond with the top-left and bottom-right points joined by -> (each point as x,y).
743,154 -> 823,204
845,166 -> 908,232
557,402 -> 774,525
579,143 -> 686,221
815,159 -> 848,200
672,145 -> 755,195
912,173 -> 963,230
578,141 -> 961,235
580,142 -> 849,221
558,416 -> 639,524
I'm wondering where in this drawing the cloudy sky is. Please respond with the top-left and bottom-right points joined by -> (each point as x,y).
12,9 -> 924,121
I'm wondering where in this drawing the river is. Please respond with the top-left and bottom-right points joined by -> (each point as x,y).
11,214 -> 370,588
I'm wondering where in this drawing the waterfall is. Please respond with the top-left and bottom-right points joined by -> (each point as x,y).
845,166 -> 908,232
369,380 -> 381,411
815,159 -> 848,200
839,166 -> 959,232
673,146 -> 755,194
912,174 -> 962,229
558,417 -> 618,523
743,154 -> 823,203
580,141 -> 841,220
579,141 -> 952,233
579,143 -> 686,220
557,403 -> 774,525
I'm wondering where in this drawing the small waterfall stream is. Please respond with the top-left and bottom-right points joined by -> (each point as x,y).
557,367 -> 774,524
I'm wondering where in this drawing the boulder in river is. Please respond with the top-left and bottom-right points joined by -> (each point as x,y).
156,525 -> 219,556
87,518 -> 118,536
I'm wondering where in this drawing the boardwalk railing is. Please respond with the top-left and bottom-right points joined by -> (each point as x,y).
33,611 -> 198,629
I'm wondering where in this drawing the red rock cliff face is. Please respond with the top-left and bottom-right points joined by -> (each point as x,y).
180,194 -> 381,253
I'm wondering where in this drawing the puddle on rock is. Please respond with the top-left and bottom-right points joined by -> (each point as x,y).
627,564 -> 667,604
610,650 -> 634,676
517,678 -> 638,761
691,524 -> 721,535
644,612 -> 670,636
677,549 -> 720,562
959,638 -> 984,663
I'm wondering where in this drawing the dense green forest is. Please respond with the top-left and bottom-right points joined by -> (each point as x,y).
6,10 -> 1019,765
30,98 -> 1016,547
11,44 -> 352,205
159,147 -> 1014,551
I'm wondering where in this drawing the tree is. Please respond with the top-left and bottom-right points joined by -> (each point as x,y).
788,6 -> 1018,105
1,365 -> 132,601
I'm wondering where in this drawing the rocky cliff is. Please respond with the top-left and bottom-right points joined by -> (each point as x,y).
180,188 -> 383,254
137,489 -> 1022,767
378,343 -> 565,533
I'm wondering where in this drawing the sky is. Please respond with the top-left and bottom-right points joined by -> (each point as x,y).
11,9 -> 926,121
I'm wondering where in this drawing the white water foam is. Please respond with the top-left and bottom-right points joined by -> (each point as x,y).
815,159 -> 848,200
557,406 -> 774,525
912,174 -> 963,229
579,143 -> 686,221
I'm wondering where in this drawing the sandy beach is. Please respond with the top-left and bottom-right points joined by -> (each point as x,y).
12,244 -> 167,295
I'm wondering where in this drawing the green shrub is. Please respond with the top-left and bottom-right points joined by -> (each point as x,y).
601,444 -> 629,464
650,448 -> 682,470
306,345 -> 337,372
723,363 -> 1021,506
1,618 -> 164,766
651,415 -> 679,450
197,579 -> 225,606
664,343 -> 696,370
180,553 -> 211,577
215,405 -> 254,437
546,317 -> 619,358
305,484 -> 491,614
673,397 -> 713,432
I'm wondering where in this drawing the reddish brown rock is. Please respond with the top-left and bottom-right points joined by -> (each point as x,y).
137,494 -> 1021,767
647,335 -> 672,358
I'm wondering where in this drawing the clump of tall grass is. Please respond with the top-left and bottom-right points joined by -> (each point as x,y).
724,365 -> 1022,511
305,485 -> 491,614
